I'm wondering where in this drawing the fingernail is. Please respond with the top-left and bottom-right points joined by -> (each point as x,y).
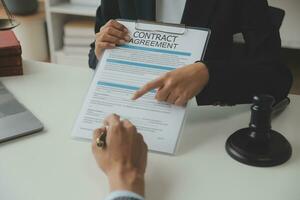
125,35 -> 131,41
131,93 -> 137,100
119,40 -> 126,44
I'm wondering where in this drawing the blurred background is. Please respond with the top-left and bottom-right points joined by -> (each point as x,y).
0,0 -> 299,94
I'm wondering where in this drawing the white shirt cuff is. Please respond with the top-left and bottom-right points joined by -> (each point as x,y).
104,190 -> 144,200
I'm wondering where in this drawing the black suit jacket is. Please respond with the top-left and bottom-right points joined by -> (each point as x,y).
89,0 -> 293,105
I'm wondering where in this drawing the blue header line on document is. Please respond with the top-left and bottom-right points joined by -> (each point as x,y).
98,81 -> 156,93
107,59 -> 176,71
119,44 -> 192,57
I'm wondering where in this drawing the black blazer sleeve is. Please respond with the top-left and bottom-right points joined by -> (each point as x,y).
89,6 -> 104,69
196,0 -> 293,105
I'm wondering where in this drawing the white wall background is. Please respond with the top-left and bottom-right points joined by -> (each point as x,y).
269,0 -> 300,49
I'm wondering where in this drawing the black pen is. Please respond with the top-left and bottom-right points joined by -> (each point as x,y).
97,127 -> 107,148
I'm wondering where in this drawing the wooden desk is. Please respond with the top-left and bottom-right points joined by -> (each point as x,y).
0,60 -> 299,200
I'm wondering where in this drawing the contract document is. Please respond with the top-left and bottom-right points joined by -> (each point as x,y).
72,20 -> 210,154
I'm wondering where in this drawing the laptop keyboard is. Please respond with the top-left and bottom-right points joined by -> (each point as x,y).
0,84 -> 26,119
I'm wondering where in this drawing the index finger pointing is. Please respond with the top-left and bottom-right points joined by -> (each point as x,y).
132,77 -> 164,100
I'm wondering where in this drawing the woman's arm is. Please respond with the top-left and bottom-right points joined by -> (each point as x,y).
89,6 -> 106,69
89,4 -> 129,69
196,0 -> 292,105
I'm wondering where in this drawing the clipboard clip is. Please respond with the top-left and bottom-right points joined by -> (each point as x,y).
135,20 -> 186,35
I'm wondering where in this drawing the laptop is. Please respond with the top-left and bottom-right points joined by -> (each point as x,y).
0,82 -> 43,143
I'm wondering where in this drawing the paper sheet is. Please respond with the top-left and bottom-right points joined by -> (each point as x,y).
72,20 -> 210,154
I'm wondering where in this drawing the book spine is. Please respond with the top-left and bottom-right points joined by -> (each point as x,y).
0,48 -> 22,57
0,56 -> 22,67
0,66 -> 23,77
64,29 -> 95,38
64,37 -> 94,46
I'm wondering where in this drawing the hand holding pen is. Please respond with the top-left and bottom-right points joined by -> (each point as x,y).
92,114 -> 148,197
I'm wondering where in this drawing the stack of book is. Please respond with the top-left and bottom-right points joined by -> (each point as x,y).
0,31 -> 23,77
70,0 -> 99,6
57,20 -> 94,67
